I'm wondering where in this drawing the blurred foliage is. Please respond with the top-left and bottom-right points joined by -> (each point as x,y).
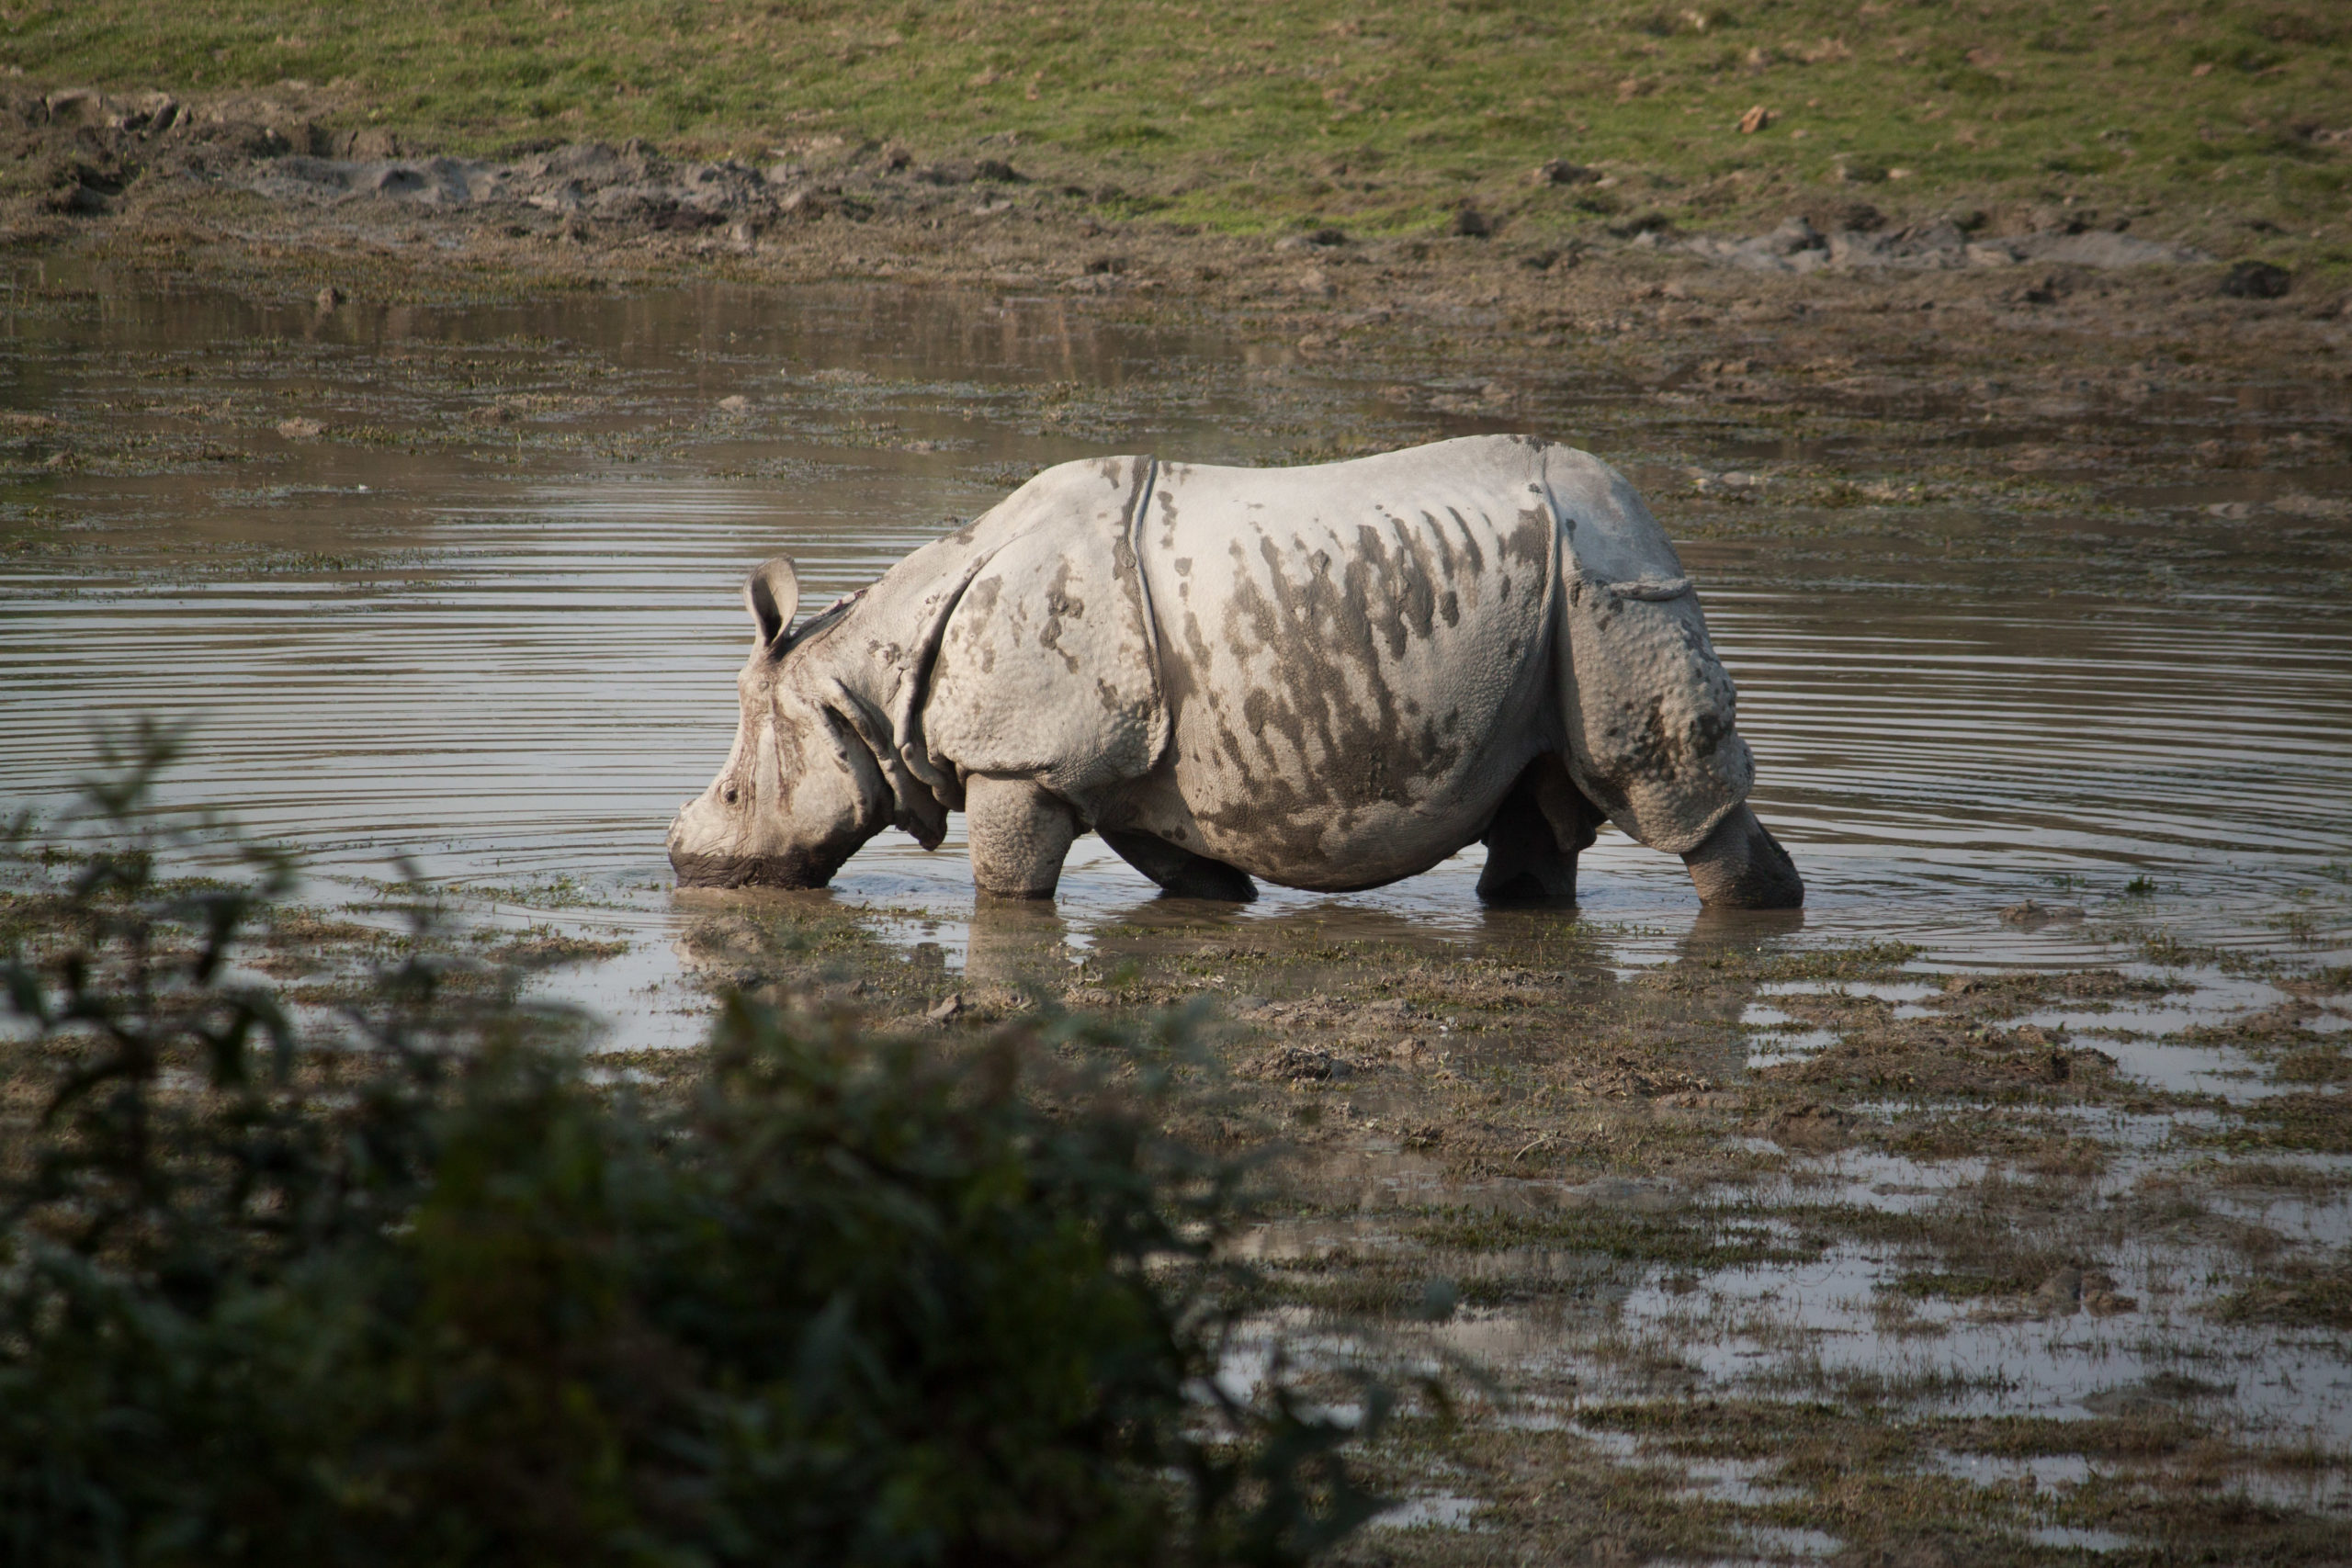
0,726 -> 1384,1566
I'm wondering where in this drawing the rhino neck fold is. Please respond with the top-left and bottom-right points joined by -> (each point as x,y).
1121,457 -> 1169,731
780,503 -> 1040,848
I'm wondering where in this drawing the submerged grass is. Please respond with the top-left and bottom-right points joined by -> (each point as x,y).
5,1 -> 2349,262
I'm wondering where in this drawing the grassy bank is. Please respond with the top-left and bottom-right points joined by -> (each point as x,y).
4,1 -> 2347,265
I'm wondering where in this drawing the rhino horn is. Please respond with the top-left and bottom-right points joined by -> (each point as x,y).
745,556 -> 801,651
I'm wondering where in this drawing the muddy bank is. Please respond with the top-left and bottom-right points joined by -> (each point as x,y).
673,892 -> 2352,1565
6,79 -> 2346,415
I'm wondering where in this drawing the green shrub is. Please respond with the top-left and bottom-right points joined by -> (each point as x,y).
0,729 -> 1381,1565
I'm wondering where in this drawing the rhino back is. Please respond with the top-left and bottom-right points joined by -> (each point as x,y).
1140,437 -> 1560,886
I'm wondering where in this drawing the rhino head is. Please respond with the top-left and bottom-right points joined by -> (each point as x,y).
667,557 -> 889,889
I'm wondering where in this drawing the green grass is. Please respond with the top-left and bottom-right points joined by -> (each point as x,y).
6,1 -> 2350,253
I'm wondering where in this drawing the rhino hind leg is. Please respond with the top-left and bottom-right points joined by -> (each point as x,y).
967,775 -> 1080,899
1478,755 -> 1604,905
1102,829 -> 1258,903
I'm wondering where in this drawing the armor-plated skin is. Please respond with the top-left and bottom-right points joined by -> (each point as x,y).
667,435 -> 1802,908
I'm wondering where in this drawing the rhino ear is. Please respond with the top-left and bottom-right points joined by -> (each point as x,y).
745,556 -> 801,652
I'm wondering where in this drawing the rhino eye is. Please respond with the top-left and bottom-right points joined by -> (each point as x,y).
723,784 -> 741,805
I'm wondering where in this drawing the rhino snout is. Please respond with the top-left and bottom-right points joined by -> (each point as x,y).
1681,805 -> 1804,909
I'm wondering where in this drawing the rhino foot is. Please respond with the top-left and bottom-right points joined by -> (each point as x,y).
1681,805 -> 1804,909
1102,829 -> 1257,902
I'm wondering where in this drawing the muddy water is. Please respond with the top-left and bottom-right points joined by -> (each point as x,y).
4,276 -> 2350,1039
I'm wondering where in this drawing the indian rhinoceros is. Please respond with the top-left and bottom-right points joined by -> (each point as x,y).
666,434 -> 1802,908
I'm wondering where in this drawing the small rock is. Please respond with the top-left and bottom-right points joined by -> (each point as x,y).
2222,261 -> 2292,299
1450,206 -> 1494,239
1767,1102 -> 1853,1152
44,87 -> 118,130
2029,1265 -> 2084,1316
1737,104 -> 1775,134
924,993 -> 965,1024
1761,214 -> 1825,255
129,92 -> 178,133
1999,899 -> 2085,926
2083,1270 -> 2138,1316
973,158 -> 1020,182
315,286 -> 345,310
1532,158 -> 1599,186
1943,974 -> 1983,996
718,394 -> 751,412
276,417 -> 323,440
1244,1045 -> 1351,1082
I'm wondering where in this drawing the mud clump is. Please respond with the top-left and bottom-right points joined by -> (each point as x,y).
2222,260 -> 2293,299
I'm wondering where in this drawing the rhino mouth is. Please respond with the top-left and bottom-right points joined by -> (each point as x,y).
1679,806 -> 1804,910
669,848 -> 842,890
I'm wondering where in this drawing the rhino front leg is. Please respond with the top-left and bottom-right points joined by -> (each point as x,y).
1102,829 -> 1257,902
1681,804 -> 1804,909
1478,755 -> 1603,904
966,775 -> 1080,899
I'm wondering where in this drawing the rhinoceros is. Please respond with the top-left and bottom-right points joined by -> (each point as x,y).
667,434 -> 1802,908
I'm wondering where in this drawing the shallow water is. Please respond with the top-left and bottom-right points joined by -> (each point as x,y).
4,275 -> 2351,1037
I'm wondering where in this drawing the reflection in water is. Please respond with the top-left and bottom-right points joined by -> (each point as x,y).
962,898 -> 1073,996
